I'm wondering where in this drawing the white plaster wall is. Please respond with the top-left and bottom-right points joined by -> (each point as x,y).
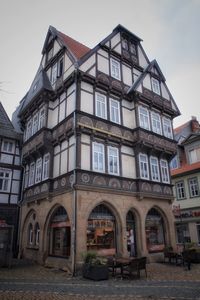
80,54 -> 95,72
81,82 -> 93,93
11,181 -> 20,194
10,195 -> 18,204
0,154 -> 13,164
121,154 -> 136,178
53,155 -> 60,178
136,84 -> 143,93
97,55 -> 109,75
143,74 -> 151,90
122,65 -> 132,86
80,90 -> 93,115
66,92 -> 75,116
53,40 -> 61,56
14,157 -> 20,165
68,145 -> 75,171
81,134 -> 90,144
111,33 -> 120,48
64,54 -> 73,71
97,49 -> 109,58
138,45 -> 148,68
121,145 -> 134,156
88,67 -> 96,77
60,150 -> 68,174
59,101 -> 65,122
114,44 -> 121,55
122,108 -> 135,129
0,194 -> 9,203
13,170 -> 21,180
161,83 -> 170,100
81,144 -> 91,170
63,65 -> 75,81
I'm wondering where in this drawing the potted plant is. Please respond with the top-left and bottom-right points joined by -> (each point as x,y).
82,251 -> 109,280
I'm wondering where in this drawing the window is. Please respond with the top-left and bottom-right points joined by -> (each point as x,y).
189,147 -> 200,164
95,93 -> 107,119
151,112 -> 162,135
110,99 -> 120,124
108,146 -> 119,175
26,120 -> 32,140
163,117 -> 173,139
110,58 -> 121,80
130,42 -> 136,55
57,57 -> 64,78
176,223 -> 191,244
197,223 -> 200,245
170,155 -> 178,170
29,162 -> 35,186
150,156 -> 160,182
151,78 -> 160,95
35,223 -> 40,246
0,169 -> 11,192
176,181 -> 185,199
188,177 -> 199,197
51,56 -> 64,83
2,140 -> 13,153
139,153 -> 149,179
51,63 -> 58,84
24,165 -> 29,189
138,106 -> 150,130
35,158 -> 42,183
28,223 -> 33,245
32,113 -> 38,135
38,108 -> 45,130
93,142 -> 105,172
160,159 -> 170,183
43,153 -> 50,180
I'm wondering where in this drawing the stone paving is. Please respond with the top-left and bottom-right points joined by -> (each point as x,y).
0,259 -> 200,300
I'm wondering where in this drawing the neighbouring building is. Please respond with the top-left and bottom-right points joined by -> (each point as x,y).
0,102 -> 22,256
171,117 -> 200,246
14,24 -> 180,273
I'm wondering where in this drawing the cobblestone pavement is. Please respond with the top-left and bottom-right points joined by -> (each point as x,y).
0,259 -> 200,300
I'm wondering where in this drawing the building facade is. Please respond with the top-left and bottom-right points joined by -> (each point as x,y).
0,102 -> 22,256
171,117 -> 200,246
15,25 -> 180,272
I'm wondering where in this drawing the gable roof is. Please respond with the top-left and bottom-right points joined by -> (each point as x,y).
0,102 -> 21,139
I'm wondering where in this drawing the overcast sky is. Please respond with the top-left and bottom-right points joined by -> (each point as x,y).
0,0 -> 199,128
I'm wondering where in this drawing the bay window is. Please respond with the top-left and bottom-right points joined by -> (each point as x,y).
95,93 -> 107,119
43,153 -> 50,180
151,112 -> 162,135
108,146 -> 119,175
160,159 -> 170,183
93,142 -> 105,172
150,156 -> 160,181
35,158 -> 42,183
163,117 -> 173,139
110,99 -> 120,124
139,106 -> 150,130
139,153 -> 149,179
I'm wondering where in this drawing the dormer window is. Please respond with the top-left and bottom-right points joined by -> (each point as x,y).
151,78 -> 160,95
51,56 -> 64,84
122,38 -> 128,50
130,42 -> 136,55
110,58 -> 121,80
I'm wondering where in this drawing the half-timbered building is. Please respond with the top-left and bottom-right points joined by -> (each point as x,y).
0,102 -> 22,256
15,25 -> 180,272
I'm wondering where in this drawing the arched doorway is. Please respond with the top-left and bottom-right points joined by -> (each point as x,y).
126,210 -> 137,257
145,208 -> 165,253
48,206 -> 70,257
87,204 -> 116,256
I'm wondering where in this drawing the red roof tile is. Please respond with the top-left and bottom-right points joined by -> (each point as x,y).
174,121 -> 190,134
58,31 -> 90,60
171,161 -> 200,176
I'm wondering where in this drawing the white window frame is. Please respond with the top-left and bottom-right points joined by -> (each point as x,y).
38,108 -> 45,130
151,111 -> 162,135
110,98 -> 120,124
2,140 -> 14,153
32,113 -> 38,135
138,106 -> 150,130
151,78 -> 161,95
160,159 -> 170,183
24,165 -> 29,189
176,181 -> 185,200
139,153 -> 149,180
51,63 -> 58,84
189,147 -> 200,164
29,162 -> 35,186
26,119 -> 32,140
43,153 -> 50,180
92,142 -> 105,173
57,56 -> 64,78
35,158 -> 42,183
95,93 -> 107,119
163,117 -> 173,139
150,156 -> 160,182
0,169 -> 11,192
110,58 -> 121,80
188,177 -> 199,197
170,155 -> 178,170
108,146 -> 119,175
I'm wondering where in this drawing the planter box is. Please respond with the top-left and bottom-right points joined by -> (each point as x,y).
82,264 -> 109,281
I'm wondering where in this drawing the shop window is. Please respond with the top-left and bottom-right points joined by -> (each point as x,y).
87,204 -> 116,256
176,223 -> 191,244
145,208 -> 165,253
49,206 -> 70,257
197,223 -> 200,245
126,211 -> 136,257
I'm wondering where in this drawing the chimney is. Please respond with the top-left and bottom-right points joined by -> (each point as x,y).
191,116 -> 200,133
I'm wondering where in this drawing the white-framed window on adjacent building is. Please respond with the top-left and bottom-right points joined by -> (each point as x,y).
188,147 -> 200,164
170,155 -> 179,170
95,93 -> 107,119
38,108 -> 45,130
160,159 -> 170,183
32,113 -> 38,135
175,181 -> 185,200
43,153 -> 50,180
150,156 -> 160,182
29,162 -> 35,186
139,153 -> 149,179
138,106 -> 150,130
93,142 -> 105,173
110,58 -> 121,80
35,158 -> 42,183
151,78 -> 161,95
188,177 -> 199,197
2,140 -> 14,153
110,99 -> 120,124
151,111 -> 162,135
163,117 -> 173,139
108,146 -> 119,175
0,169 -> 11,192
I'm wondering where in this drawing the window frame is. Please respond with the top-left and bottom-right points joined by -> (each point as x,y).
43,153 -> 50,180
160,159 -> 170,183
175,180 -> 186,200
2,140 -> 14,153
110,58 -> 121,80
138,106 -> 150,130
38,108 -> 45,130
109,98 -> 121,124
92,142 -> 105,173
35,158 -> 42,183
108,146 -> 119,175
163,117 -> 173,139
139,153 -> 149,180
151,111 -> 162,135
95,92 -> 107,120
150,156 -> 160,182
188,177 -> 199,198
29,162 -> 35,186
0,169 -> 11,192
151,78 -> 161,95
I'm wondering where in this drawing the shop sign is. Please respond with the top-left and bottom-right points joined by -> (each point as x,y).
174,209 -> 200,219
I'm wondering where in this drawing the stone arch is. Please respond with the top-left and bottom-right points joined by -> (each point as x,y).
21,209 -> 38,251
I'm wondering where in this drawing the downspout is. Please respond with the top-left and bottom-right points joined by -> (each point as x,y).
71,67 -> 78,276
